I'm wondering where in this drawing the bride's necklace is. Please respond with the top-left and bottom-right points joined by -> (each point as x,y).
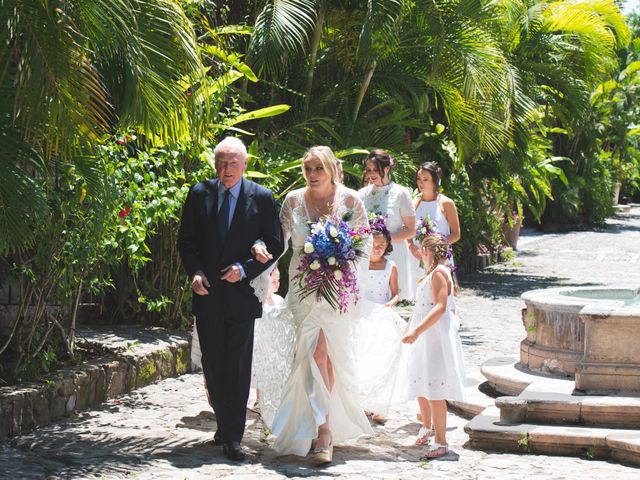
307,187 -> 336,216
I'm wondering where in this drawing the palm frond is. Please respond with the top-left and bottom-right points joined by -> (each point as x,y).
248,0 -> 317,78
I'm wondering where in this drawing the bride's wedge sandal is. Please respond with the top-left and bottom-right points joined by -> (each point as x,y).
414,426 -> 433,446
311,427 -> 333,465
421,442 -> 448,459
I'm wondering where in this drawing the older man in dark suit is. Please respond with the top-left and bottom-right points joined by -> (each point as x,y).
177,137 -> 283,461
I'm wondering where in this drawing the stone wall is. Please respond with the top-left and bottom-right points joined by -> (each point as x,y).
0,327 -> 192,440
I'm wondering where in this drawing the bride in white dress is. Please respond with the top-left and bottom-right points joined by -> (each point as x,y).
261,146 -> 373,463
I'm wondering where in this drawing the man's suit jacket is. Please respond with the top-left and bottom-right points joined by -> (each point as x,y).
177,177 -> 284,322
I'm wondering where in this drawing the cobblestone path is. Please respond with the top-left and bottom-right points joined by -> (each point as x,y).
2,207 -> 639,479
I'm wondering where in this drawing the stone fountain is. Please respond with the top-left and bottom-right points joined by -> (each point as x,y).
463,285 -> 640,465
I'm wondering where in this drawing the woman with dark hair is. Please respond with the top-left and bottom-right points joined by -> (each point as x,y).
358,150 -> 417,300
409,162 -> 460,269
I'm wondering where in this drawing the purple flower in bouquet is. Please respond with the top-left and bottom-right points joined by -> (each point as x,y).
415,216 -> 436,245
294,213 -> 370,312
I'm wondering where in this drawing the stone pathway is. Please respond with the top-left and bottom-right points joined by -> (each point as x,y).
2,207 -> 640,479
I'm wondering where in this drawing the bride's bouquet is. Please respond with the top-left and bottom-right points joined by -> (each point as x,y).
295,213 -> 370,312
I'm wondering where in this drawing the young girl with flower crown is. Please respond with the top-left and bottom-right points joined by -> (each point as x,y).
402,234 -> 465,459
356,218 -> 406,424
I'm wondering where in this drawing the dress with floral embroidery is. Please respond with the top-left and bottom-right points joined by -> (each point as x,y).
406,266 -> 465,401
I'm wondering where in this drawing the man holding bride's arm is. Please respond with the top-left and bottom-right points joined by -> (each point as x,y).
177,137 -> 283,461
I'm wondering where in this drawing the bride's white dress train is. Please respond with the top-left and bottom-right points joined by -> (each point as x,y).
254,185 -> 373,457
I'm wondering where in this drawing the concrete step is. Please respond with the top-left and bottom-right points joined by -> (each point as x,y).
481,356 -> 573,396
481,357 -> 640,428
497,392 -> 640,428
447,367 -> 495,419
465,406 -> 640,467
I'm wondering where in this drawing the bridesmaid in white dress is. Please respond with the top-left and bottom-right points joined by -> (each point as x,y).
358,150 -> 416,300
408,162 -> 460,274
402,234 -> 465,459
264,146 -> 373,464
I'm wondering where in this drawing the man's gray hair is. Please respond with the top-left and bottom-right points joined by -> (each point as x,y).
214,137 -> 248,160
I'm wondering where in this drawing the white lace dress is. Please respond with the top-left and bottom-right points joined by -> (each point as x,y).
265,185 -> 374,457
356,260 -> 407,414
406,266 -> 465,401
252,293 -> 296,425
358,183 -> 416,300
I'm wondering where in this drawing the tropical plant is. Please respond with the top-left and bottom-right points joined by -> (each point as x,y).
0,0 -> 205,255
592,11 -> 640,198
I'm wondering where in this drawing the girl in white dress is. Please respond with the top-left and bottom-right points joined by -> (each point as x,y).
265,146 -> 373,464
252,265 -> 286,411
409,162 -> 460,283
356,222 -> 406,424
402,234 -> 465,459
359,150 -> 416,300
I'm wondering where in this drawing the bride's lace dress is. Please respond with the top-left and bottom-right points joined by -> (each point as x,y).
256,185 -> 373,456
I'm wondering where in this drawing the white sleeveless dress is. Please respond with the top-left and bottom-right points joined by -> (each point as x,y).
263,185 -> 373,457
406,266 -> 465,401
358,183 -> 416,300
356,260 -> 407,414
414,197 -> 456,274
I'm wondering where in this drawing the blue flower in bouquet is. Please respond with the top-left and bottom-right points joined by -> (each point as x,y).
295,213 -> 370,312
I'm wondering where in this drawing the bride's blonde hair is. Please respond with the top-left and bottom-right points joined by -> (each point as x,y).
301,146 -> 340,184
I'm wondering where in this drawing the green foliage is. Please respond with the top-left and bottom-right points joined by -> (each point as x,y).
518,432 -> 532,452
584,444 -> 598,460
2,0 -> 637,384
0,0 -> 206,254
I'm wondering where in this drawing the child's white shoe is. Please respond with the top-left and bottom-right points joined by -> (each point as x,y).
421,442 -> 448,459
414,426 -> 432,445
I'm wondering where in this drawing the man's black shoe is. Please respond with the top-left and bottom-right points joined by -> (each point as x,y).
212,434 -> 224,446
223,441 -> 246,461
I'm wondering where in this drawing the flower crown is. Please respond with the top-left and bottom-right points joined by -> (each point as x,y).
368,213 -> 390,237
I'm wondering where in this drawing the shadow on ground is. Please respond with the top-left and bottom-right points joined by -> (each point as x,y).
3,406 -> 456,479
459,271 -> 601,300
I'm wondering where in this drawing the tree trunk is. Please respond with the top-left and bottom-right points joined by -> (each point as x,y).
347,60 -> 377,144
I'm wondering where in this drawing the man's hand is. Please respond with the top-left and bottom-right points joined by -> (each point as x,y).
221,264 -> 243,283
191,271 -> 210,295
252,243 -> 273,264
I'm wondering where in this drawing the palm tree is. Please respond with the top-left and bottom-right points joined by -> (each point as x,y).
246,0 -> 513,164
0,0 -> 205,254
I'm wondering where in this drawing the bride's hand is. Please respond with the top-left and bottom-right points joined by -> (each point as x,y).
252,243 -> 273,264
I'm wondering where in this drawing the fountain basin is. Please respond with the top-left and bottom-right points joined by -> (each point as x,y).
521,286 -> 640,392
